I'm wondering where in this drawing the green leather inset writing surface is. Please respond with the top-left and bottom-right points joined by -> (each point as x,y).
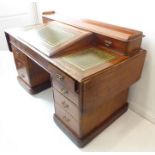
20,23 -> 75,46
63,47 -> 116,71
18,22 -> 76,56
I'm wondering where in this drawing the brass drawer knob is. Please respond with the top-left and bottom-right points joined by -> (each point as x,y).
62,101 -> 69,108
56,74 -> 64,81
104,40 -> 112,47
63,116 -> 70,122
60,88 -> 68,95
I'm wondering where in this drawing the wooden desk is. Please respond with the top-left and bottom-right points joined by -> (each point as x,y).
5,14 -> 146,147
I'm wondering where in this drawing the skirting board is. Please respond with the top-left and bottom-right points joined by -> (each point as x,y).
129,101 -> 155,124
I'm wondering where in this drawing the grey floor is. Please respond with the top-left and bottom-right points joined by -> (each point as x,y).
0,51 -> 155,153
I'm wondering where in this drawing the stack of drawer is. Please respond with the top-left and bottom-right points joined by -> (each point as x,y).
51,66 -> 82,138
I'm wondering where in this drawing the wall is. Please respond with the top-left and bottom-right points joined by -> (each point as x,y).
0,1 -> 38,50
38,0 -> 155,123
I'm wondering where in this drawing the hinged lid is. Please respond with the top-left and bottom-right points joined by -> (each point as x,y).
17,21 -> 91,57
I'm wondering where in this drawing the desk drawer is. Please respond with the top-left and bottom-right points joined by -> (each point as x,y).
53,88 -> 80,121
53,82 -> 79,106
55,103 -> 80,137
96,34 -> 142,56
48,64 -> 79,105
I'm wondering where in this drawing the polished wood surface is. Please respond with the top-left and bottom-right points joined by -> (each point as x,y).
5,14 -> 146,147
43,13 -> 143,56
53,88 -> 80,121
81,89 -> 129,136
83,50 -> 146,112
42,13 -> 142,41
54,102 -> 128,147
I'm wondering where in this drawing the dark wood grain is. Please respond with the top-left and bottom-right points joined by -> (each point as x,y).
53,88 -> 80,121
12,44 -> 51,93
43,13 -> 143,56
81,89 -> 129,136
83,50 -> 146,112
54,102 -> 128,147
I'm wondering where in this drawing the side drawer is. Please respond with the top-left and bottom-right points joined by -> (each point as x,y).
96,34 -> 142,56
53,88 -> 80,121
54,103 -> 81,138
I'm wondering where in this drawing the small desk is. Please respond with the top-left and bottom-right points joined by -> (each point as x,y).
5,14 -> 146,147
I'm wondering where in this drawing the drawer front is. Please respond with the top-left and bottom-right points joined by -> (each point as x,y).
96,34 -> 142,56
54,103 -> 80,137
48,64 -> 79,105
53,82 -> 79,106
53,88 -> 80,121
12,44 -> 27,62
96,35 -> 127,52
14,58 -> 30,85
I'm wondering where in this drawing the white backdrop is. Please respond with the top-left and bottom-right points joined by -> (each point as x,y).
38,0 -> 155,123
0,1 -> 38,50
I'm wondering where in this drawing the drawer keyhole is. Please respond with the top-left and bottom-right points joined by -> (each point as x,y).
60,88 -> 68,95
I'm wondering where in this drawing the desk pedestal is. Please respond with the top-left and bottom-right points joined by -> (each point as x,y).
54,102 -> 128,147
12,44 -> 51,94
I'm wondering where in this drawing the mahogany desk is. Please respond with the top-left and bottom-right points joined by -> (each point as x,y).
5,14 -> 146,147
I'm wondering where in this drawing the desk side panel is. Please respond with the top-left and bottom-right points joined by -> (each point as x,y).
83,50 -> 146,112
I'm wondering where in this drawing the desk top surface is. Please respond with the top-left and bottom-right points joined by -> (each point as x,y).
6,21 -> 128,82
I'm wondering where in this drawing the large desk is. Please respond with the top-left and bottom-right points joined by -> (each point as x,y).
5,14 -> 146,147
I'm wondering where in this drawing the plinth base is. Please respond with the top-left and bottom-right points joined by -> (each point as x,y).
17,76 -> 51,94
54,103 -> 128,148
